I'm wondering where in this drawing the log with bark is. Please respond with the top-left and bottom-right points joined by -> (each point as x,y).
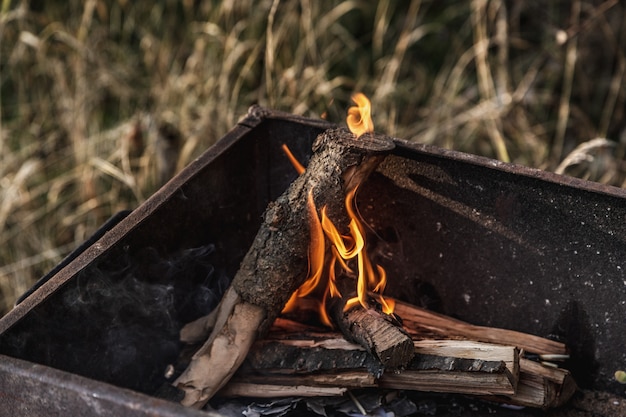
173,128 -> 402,408
216,318 -> 575,409
177,294 -> 574,409
328,293 -> 414,369
220,333 -> 519,397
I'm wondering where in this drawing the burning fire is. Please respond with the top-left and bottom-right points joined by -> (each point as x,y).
347,93 -> 374,138
282,94 -> 394,327
280,144 -> 305,175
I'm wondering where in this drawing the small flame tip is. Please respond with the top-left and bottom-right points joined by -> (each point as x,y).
347,93 -> 374,138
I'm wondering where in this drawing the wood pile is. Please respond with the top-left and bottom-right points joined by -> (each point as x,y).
212,299 -> 575,409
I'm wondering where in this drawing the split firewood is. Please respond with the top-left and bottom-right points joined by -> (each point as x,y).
392,298 -> 568,355
481,358 -> 577,409
379,340 -> 519,396
219,323 -> 575,409
218,383 -> 348,398
173,128 -> 396,408
220,331 -> 519,398
390,299 -> 575,406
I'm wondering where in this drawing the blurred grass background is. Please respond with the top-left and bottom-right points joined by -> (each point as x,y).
0,0 -> 625,314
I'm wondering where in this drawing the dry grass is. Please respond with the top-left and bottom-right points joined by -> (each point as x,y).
0,0 -> 625,314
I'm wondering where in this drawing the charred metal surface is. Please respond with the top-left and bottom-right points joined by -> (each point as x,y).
0,106 -> 625,415
358,143 -> 626,394
0,354 -> 212,417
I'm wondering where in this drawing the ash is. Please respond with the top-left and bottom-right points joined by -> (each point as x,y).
209,390 -> 529,417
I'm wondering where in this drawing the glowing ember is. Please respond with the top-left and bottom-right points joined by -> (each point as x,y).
282,94 -> 394,327
347,93 -> 374,138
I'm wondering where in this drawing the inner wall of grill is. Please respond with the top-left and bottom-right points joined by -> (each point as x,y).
0,116 -> 625,397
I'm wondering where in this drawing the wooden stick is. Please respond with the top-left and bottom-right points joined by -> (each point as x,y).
174,128 -> 395,408
220,321 -> 575,409
480,358 -> 576,409
329,301 -> 415,369
218,383 -> 347,398
380,340 -> 519,396
413,339 -> 519,385
173,287 -> 264,407
392,298 -> 567,355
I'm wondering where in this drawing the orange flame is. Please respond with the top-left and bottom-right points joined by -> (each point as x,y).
282,187 -> 394,327
281,144 -> 306,175
347,93 -> 374,137
282,94 -> 393,327
282,190 -> 337,327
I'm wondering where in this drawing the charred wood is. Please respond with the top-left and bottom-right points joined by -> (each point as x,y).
216,315 -> 576,409
380,340 -> 519,396
328,296 -> 414,369
225,326 -> 520,398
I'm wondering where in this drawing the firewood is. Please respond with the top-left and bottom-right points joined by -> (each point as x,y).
174,128 -> 395,408
328,298 -> 414,369
392,298 -> 567,355
225,331 -> 520,398
481,358 -> 577,409
239,334 -> 384,377
218,383 -> 348,398
219,322 -> 575,409
391,299 -> 576,406
172,287 -> 265,407
179,307 -> 218,344
379,340 -> 519,396
220,361 -> 575,409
